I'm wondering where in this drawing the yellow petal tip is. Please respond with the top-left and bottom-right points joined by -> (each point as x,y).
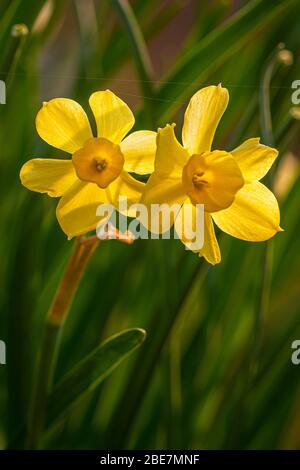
215,83 -> 228,97
158,123 -> 176,133
278,226 -> 284,233
198,252 -> 221,265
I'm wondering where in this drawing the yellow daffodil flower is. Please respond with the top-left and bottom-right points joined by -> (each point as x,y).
141,85 -> 282,265
20,90 -> 156,238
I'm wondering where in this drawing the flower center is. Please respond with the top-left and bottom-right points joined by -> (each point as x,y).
72,137 -> 124,189
191,172 -> 210,188
182,151 -> 244,212
95,159 -> 107,172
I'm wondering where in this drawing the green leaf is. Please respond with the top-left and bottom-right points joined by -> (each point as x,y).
46,328 -> 146,429
155,0 -> 297,122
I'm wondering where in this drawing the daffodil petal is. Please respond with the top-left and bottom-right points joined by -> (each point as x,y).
36,99 -> 93,154
56,181 -> 110,238
140,173 -> 186,234
174,200 -> 203,251
200,212 -> 221,265
175,202 -> 221,264
136,125 -> 188,234
20,158 -> 77,197
139,125 -> 188,233
106,171 -> 145,217
155,124 -> 189,177
121,130 -> 156,174
141,173 -> 186,208
212,181 -> 282,241
89,90 -> 134,144
182,84 -> 229,154
231,138 -> 278,182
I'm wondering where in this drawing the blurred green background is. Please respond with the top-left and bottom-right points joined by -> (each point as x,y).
1,0 -> 300,450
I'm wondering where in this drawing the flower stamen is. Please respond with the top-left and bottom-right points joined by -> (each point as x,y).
192,172 -> 210,188
95,159 -> 107,172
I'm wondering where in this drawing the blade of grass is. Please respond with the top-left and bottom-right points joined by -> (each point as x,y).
111,0 -> 155,127
46,328 -> 146,431
251,45 -> 292,377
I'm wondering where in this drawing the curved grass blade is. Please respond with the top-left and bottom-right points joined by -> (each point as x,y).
46,328 -> 146,429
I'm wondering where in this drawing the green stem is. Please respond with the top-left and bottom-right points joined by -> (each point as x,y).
27,323 -> 60,449
111,0 -> 156,127
252,55 -> 277,376
275,107 -> 300,151
260,43 -> 292,149
0,23 -> 28,103
0,0 -> 22,46
168,335 -> 182,447
260,54 -> 276,148
27,236 -> 99,449
253,44 -> 290,374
